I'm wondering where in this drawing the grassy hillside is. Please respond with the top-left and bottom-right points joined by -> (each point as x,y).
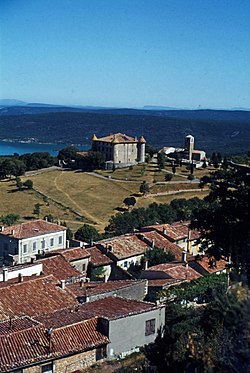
0,167 -> 209,232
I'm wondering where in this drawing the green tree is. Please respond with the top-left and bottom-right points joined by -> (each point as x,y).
144,287 -> 250,373
140,180 -> 149,195
0,213 -> 20,226
23,179 -> 33,189
144,247 -> 175,267
123,196 -> 136,210
158,153 -> 165,169
165,173 -> 173,182
33,203 -> 41,218
202,158 -> 207,169
187,174 -> 194,181
191,168 -> 250,282
57,146 -> 79,163
16,177 -> 23,190
75,224 -> 101,243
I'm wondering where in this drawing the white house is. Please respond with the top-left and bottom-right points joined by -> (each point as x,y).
0,219 -> 67,265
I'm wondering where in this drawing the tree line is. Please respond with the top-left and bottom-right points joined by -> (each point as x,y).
0,152 -> 55,179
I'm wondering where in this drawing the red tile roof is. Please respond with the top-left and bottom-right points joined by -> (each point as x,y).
81,296 -> 159,320
0,275 -> 77,321
40,255 -> 82,281
95,133 -> 138,143
0,219 -> 66,239
144,263 -> 202,281
58,247 -> 90,262
193,257 -> 227,274
68,279 -> 146,298
97,234 -> 148,260
142,224 -> 186,241
137,231 -> 191,261
0,316 -> 40,336
172,221 -> 200,240
0,317 -> 108,372
85,246 -> 113,266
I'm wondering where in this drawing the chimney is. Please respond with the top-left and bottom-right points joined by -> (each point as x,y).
3,268 -> 8,282
18,273 -> 23,283
66,240 -> 70,248
144,259 -> 148,270
60,279 -> 65,290
11,229 -> 15,236
80,279 -> 85,287
163,228 -> 167,235
45,216 -> 48,222
108,245 -> 113,252
85,296 -> 90,303
89,238 -> 93,247
182,250 -> 187,263
151,239 -> 155,249
103,274 -> 108,283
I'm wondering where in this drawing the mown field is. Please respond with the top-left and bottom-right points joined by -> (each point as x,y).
0,166 -> 209,232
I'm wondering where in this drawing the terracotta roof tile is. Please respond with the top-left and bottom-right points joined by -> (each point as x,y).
81,296 -> 159,320
0,219 -> 66,239
95,133 -> 138,143
137,231 -> 192,261
191,257 -> 227,274
97,234 -> 148,260
67,279 -> 146,298
143,263 -> 202,281
0,317 -> 108,372
40,255 -> 82,281
0,275 -> 77,320
85,246 -> 113,266
58,247 -> 90,262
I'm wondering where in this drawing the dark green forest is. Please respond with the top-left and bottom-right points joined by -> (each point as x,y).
0,109 -> 250,155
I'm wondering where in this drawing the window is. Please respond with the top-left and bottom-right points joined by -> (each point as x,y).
124,261 -> 128,268
32,242 -> 37,251
50,238 -> 54,247
58,236 -> 62,245
42,363 -> 53,373
23,244 -> 27,254
145,319 -> 156,336
41,240 -> 46,249
82,263 -> 86,272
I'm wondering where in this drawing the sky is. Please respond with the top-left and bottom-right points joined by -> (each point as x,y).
1,0 -> 250,109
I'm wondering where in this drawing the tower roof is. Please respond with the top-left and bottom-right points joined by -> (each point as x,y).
139,136 -> 146,143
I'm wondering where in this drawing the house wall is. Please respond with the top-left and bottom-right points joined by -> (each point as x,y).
19,348 -> 104,373
0,230 -> 66,265
117,254 -> 144,270
0,263 -> 42,282
88,280 -> 148,303
71,257 -> 89,275
113,143 -> 138,166
106,306 -> 165,358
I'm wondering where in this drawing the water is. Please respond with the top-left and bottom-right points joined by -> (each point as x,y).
0,141 -> 89,156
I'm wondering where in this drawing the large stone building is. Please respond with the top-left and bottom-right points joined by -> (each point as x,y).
91,133 -> 146,169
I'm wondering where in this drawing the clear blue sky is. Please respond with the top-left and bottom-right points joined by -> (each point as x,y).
1,0 -> 250,109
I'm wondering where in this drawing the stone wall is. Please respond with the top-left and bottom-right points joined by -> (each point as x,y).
19,348 -> 103,373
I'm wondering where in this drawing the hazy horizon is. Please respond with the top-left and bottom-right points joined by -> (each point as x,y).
1,0 -> 250,109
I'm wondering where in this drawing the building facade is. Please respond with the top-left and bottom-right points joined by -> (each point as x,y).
0,220 -> 67,265
91,133 -> 146,169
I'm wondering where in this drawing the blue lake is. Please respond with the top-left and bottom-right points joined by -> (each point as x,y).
0,141 -> 89,156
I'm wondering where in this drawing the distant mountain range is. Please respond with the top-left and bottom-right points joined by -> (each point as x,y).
0,99 -> 249,155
